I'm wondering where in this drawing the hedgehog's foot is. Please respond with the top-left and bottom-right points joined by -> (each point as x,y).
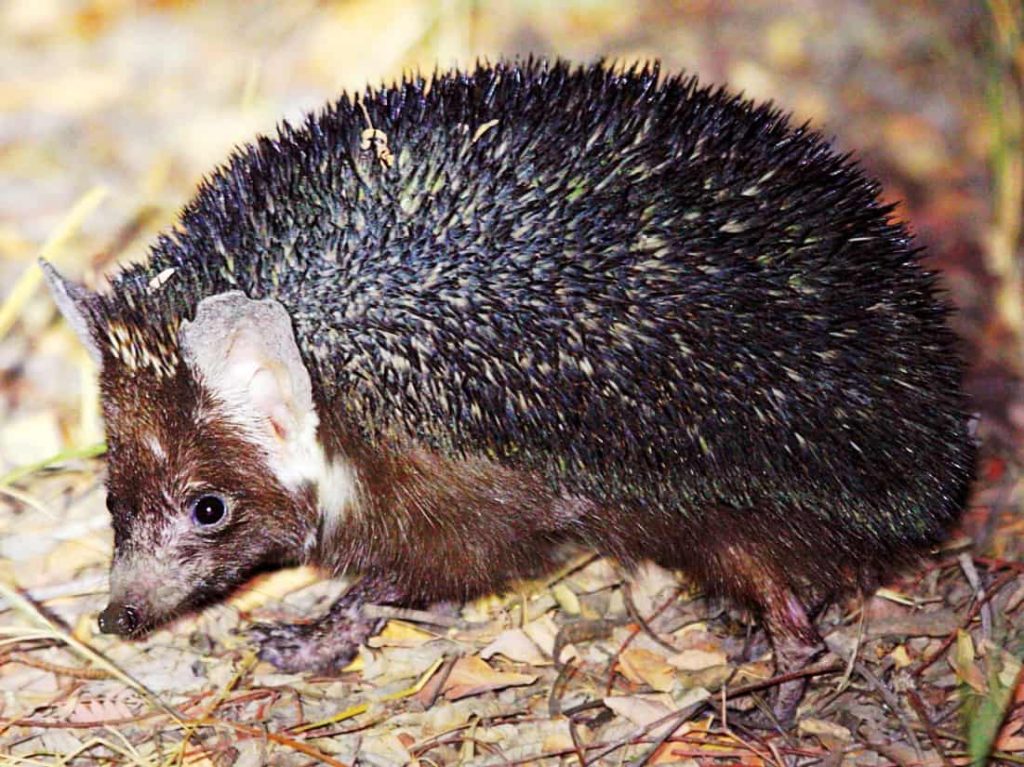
250,602 -> 382,674
768,629 -> 822,727
250,576 -> 401,674
728,593 -> 822,731
761,589 -> 823,727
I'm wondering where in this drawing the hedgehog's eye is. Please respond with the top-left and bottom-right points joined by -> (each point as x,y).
105,495 -> 117,513
190,495 -> 227,527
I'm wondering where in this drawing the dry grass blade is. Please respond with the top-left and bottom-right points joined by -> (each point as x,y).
0,754 -> 52,766
0,580 -> 183,725
0,443 -> 107,488
0,186 -> 108,341
291,655 -> 445,734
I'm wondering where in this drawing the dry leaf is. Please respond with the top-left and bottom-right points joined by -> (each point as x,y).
997,735 -> 1024,753
603,693 -> 676,728
997,717 -> 1024,752
629,562 -> 678,615
619,648 -> 676,692
442,656 -> 537,701
669,648 -> 729,671
950,629 -> 987,694
799,717 -> 853,742
230,566 -> 320,612
368,620 -> 436,648
889,645 -> 912,669
541,720 -> 575,753
480,628 -> 548,665
523,613 -> 571,659
551,583 -> 581,614
67,695 -> 135,724
568,558 -> 620,592
867,609 -> 960,638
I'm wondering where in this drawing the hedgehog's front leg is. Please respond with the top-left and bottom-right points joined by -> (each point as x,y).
250,576 -> 402,673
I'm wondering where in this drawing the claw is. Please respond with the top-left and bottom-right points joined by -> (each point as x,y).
248,613 -> 382,674
248,621 -> 344,673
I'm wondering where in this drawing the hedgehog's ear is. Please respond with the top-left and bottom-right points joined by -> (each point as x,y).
180,292 -> 317,461
38,259 -> 104,365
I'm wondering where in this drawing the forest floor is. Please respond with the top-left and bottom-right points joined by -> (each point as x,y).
1,1 -> 1022,764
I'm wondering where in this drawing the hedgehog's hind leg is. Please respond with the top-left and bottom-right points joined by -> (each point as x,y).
757,582 -> 824,727
700,532 -> 824,727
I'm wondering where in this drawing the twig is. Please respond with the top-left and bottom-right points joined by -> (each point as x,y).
552,618 -> 620,670
854,658 -> 924,760
838,594 -> 867,692
207,718 -> 351,767
362,604 -> 459,628
958,553 -> 992,639
423,655 -> 457,709
548,655 -> 579,717
622,585 -> 684,653
913,570 -> 1018,677
725,658 -> 845,699
1,652 -> 111,679
0,711 -> 164,730
906,688 -> 955,767
568,712 -> 590,767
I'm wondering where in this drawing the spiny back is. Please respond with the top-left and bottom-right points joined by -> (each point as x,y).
99,59 -> 972,555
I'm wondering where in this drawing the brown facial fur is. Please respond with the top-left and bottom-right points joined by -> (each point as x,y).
100,362 -> 318,635
99,361 -> 587,647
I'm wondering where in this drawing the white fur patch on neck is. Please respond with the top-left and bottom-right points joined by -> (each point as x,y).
262,400 -> 324,490
243,400 -> 359,560
218,398 -> 360,561
234,400 -> 361,526
199,389 -> 360,561
318,453 -> 358,529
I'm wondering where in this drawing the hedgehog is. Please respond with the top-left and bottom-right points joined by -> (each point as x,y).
41,59 -> 974,725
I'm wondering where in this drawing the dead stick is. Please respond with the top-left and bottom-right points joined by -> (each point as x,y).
914,570 -> 1018,677
906,688 -> 956,767
725,658 -> 845,699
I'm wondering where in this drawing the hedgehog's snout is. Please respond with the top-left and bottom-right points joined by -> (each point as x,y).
98,603 -> 140,636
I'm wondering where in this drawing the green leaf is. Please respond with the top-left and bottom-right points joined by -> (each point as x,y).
964,645 -> 1022,766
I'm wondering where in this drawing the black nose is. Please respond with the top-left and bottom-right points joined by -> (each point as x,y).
98,604 -> 139,636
